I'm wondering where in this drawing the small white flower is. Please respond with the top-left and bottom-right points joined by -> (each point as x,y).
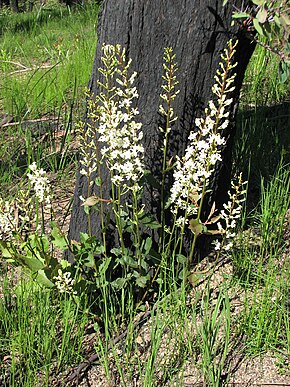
0,198 -> 14,240
27,162 -> 51,207
169,40 -> 238,226
213,240 -> 221,251
95,45 -> 144,190
53,269 -> 76,295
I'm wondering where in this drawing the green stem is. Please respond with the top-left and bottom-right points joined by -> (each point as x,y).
132,189 -> 142,272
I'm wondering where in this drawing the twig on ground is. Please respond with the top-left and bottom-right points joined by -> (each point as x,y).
0,59 -> 28,69
1,117 -> 58,128
8,63 -> 58,76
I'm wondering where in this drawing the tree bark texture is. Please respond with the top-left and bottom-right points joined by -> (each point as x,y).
68,0 -> 255,253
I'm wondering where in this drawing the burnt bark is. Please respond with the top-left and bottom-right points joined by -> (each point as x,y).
68,0 -> 255,256
9,0 -> 19,12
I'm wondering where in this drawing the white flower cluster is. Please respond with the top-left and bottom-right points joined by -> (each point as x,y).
169,41 -> 237,217
95,44 -> 144,189
53,269 -> 76,294
0,198 -> 14,240
27,162 -> 51,207
213,173 -> 247,252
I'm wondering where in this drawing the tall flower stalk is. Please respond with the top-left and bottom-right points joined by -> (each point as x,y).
213,173 -> 248,257
97,45 -> 144,260
81,44 -> 145,281
159,47 -> 180,252
168,40 -> 238,265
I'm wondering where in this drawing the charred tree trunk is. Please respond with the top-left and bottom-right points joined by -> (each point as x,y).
9,0 -> 19,12
68,0 -> 255,256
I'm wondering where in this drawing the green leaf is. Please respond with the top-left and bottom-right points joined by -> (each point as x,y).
253,18 -> 265,36
176,254 -> 187,264
123,254 -> 139,269
138,213 -> 161,229
83,252 -> 95,268
278,61 -> 290,84
188,218 -> 203,236
232,12 -> 250,19
251,0 -> 264,5
256,7 -> 268,24
143,237 -> 152,256
35,269 -> 54,288
136,275 -> 149,288
97,256 -> 112,275
111,277 -> 127,290
83,205 -> 90,215
80,232 -> 90,243
0,241 -> 13,258
60,259 -> 71,269
95,176 -> 101,186
21,255 -> 45,271
51,222 -> 68,250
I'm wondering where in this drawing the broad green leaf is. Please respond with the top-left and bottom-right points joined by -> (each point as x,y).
51,222 -> 68,250
136,275 -> 149,288
253,18 -> 264,36
189,218 -> 203,236
80,232 -> 90,243
0,241 -> 13,258
278,61 -> 290,84
26,234 -> 49,255
256,7 -> 268,24
83,252 -> 95,268
21,255 -> 45,271
36,269 -> 54,288
60,259 -> 71,269
123,255 -> 138,269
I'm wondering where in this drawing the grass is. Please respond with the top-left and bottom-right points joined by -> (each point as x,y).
0,2 -> 99,189
0,269 -> 89,386
0,10 -> 289,387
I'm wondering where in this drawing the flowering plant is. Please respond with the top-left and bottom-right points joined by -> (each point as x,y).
0,41 -> 247,303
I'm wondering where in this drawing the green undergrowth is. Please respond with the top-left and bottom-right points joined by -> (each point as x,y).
0,13 -> 289,387
0,3 -> 99,187
1,163 -> 288,385
0,3 -> 99,118
0,269 -> 89,387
